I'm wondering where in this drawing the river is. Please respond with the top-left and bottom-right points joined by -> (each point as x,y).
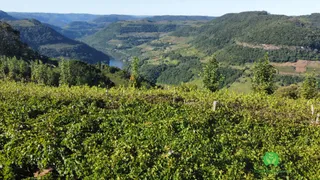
109,58 -> 124,69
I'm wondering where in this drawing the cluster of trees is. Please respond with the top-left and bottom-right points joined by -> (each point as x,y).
275,75 -> 304,86
0,56 -> 114,87
138,52 -> 197,85
214,45 -> 320,65
139,51 -> 245,87
203,54 -> 319,99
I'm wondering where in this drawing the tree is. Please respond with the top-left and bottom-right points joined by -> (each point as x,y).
300,73 -> 318,99
130,57 -> 140,88
274,84 -> 299,99
7,56 -> 19,80
251,53 -> 276,94
31,60 -> 49,85
59,59 -> 72,86
202,57 -> 222,92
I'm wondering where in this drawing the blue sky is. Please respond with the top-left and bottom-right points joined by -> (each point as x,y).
2,0 -> 319,16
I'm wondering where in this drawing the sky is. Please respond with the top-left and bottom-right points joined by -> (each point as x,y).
2,0 -> 320,16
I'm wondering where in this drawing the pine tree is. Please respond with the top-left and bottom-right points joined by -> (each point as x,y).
252,53 -> 276,94
300,73 -> 318,99
202,57 -> 222,92
7,56 -> 19,80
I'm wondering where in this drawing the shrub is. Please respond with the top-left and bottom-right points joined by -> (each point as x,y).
274,84 -> 299,99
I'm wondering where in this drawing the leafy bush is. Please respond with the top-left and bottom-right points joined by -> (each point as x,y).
1,81 -> 320,179
274,84 -> 300,99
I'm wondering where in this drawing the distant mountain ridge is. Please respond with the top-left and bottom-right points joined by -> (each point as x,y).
0,10 -> 16,20
8,12 -> 101,27
145,15 -> 215,21
8,12 -> 215,39
0,10 -> 110,64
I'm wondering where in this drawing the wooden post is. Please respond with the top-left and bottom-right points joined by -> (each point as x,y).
311,105 -> 314,116
213,101 -> 218,111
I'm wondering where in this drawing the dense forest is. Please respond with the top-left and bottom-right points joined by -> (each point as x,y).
192,12 -> 320,62
0,22 -> 46,62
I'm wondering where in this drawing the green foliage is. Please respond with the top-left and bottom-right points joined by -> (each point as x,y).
0,56 -> 31,81
156,54 -> 202,85
300,73 -> 318,99
0,56 -> 116,88
252,54 -> 277,94
31,60 -> 59,86
274,84 -> 300,99
177,83 -> 198,92
140,64 -> 167,84
129,57 -> 141,88
202,57 -> 222,92
213,44 -> 320,65
1,81 -> 320,179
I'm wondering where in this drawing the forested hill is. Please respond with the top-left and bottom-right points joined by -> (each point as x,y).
0,22 -> 45,61
6,19 -> 110,64
190,11 -> 320,63
81,18 -> 210,60
144,15 -> 215,21
55,15 -> 143,39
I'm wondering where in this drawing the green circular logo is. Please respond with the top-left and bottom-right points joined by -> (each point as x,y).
263,152 -> 280,166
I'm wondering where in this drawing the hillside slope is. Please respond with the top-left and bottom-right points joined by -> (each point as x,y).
82,17 -> 211,61
7,19 -> 110,64
0,10 -> 16,21
0,22 -> 45,61
192,11 -> 320,63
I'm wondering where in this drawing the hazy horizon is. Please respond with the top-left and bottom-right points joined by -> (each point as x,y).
2,0 -> 320,16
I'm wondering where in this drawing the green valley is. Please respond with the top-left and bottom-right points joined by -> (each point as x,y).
1,1 -> 320,179
80,11 -> 320,90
